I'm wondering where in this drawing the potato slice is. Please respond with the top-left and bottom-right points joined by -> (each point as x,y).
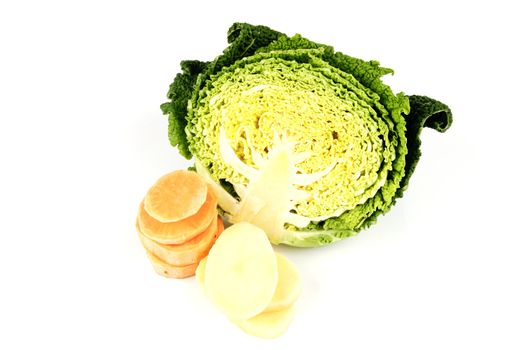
146,251 -> 198,279
197,253 -> 301,312
234,306 -> 295,339
195,256 -> 207,286
204,222 -> 278,320
265,253 -> 302,312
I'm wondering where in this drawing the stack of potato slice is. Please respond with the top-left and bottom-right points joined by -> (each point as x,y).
136,170 -> 223,278
196,222 -> 302,338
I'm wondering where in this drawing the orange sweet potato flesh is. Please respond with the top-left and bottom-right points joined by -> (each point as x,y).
146,250 -> 199,279
138,215 -> 224,266
144,170 -> 208,223
137,186 -> 218,244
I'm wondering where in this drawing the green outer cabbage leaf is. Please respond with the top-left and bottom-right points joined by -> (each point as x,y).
161,23 -> 452,247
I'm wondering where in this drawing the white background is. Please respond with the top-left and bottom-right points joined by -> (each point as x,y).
1,0 -> 524,349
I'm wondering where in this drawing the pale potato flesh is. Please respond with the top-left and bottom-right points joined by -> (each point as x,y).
266,253 -> 302,312
204,222 -> 278,320
234,306 -> 295,339
198,253 -> 301,312
195,256 -> 207,286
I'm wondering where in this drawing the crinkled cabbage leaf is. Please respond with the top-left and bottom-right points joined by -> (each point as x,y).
161,23 -> 452,247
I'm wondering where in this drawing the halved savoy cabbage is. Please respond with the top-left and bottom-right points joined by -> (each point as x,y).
161,23 -> 452,247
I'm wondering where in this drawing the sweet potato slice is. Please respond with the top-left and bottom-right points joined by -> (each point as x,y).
138,215 -> 224,266
144,170 -> 208,223
137,186 -> 217,244
146,251 -> 199,279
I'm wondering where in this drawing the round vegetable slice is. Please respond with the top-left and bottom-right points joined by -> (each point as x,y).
234,306 -> 295,339
195,256 -> 207,286
137,186 -> 217,244
137,215 -> 222,266
204,222 -> 278,320
265,253 -> 302,312
145,251 -> 199,279
197,252 -> 301,312
144,170 -> 208,223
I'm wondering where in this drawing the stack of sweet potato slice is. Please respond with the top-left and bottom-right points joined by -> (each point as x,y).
135,170 -> 223,278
